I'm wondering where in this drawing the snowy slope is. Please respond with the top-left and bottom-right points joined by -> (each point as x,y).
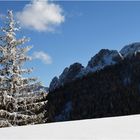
0,115 -> 140,140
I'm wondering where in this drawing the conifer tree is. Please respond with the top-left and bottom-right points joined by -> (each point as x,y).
0,11 -> 47,127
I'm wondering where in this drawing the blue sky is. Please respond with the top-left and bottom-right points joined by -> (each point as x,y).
1,1 -> 140,86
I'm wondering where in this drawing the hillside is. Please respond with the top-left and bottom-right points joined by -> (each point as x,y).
47,53 -> 140,122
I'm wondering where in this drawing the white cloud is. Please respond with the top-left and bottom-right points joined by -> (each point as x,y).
32,51 -> 52,64
16,0 -> 65,32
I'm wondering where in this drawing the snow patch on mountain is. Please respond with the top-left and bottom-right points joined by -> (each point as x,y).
120,42 -> 140,57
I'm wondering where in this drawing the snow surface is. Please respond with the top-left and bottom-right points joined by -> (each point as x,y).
0,115 -> 140,140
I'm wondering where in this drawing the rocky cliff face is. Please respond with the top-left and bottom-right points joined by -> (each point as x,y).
49,43 -> 140,92
49,63 -> 84,91
59,63 -> 84,85
49,77 -> 60,92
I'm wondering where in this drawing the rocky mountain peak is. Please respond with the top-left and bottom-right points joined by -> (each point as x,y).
87,49 -> 122,71
49,76 -> 60,92
87,49 -> 123,72
59,63 -> 84,84
49,63 -> 84,91
120,42 -> 140,57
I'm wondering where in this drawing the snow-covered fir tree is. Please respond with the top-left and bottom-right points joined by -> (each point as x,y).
0,11 -> 47,127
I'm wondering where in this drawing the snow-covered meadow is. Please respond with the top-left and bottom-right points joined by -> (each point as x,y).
0,115 -> 140,140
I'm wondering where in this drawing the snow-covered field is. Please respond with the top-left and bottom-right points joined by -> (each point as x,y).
0,115 -> 140,140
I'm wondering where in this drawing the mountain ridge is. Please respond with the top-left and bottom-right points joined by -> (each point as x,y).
49,42 -> 140,92
47,53 -> 140,122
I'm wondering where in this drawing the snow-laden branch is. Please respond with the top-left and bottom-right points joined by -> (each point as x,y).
0,109 -> 46,127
